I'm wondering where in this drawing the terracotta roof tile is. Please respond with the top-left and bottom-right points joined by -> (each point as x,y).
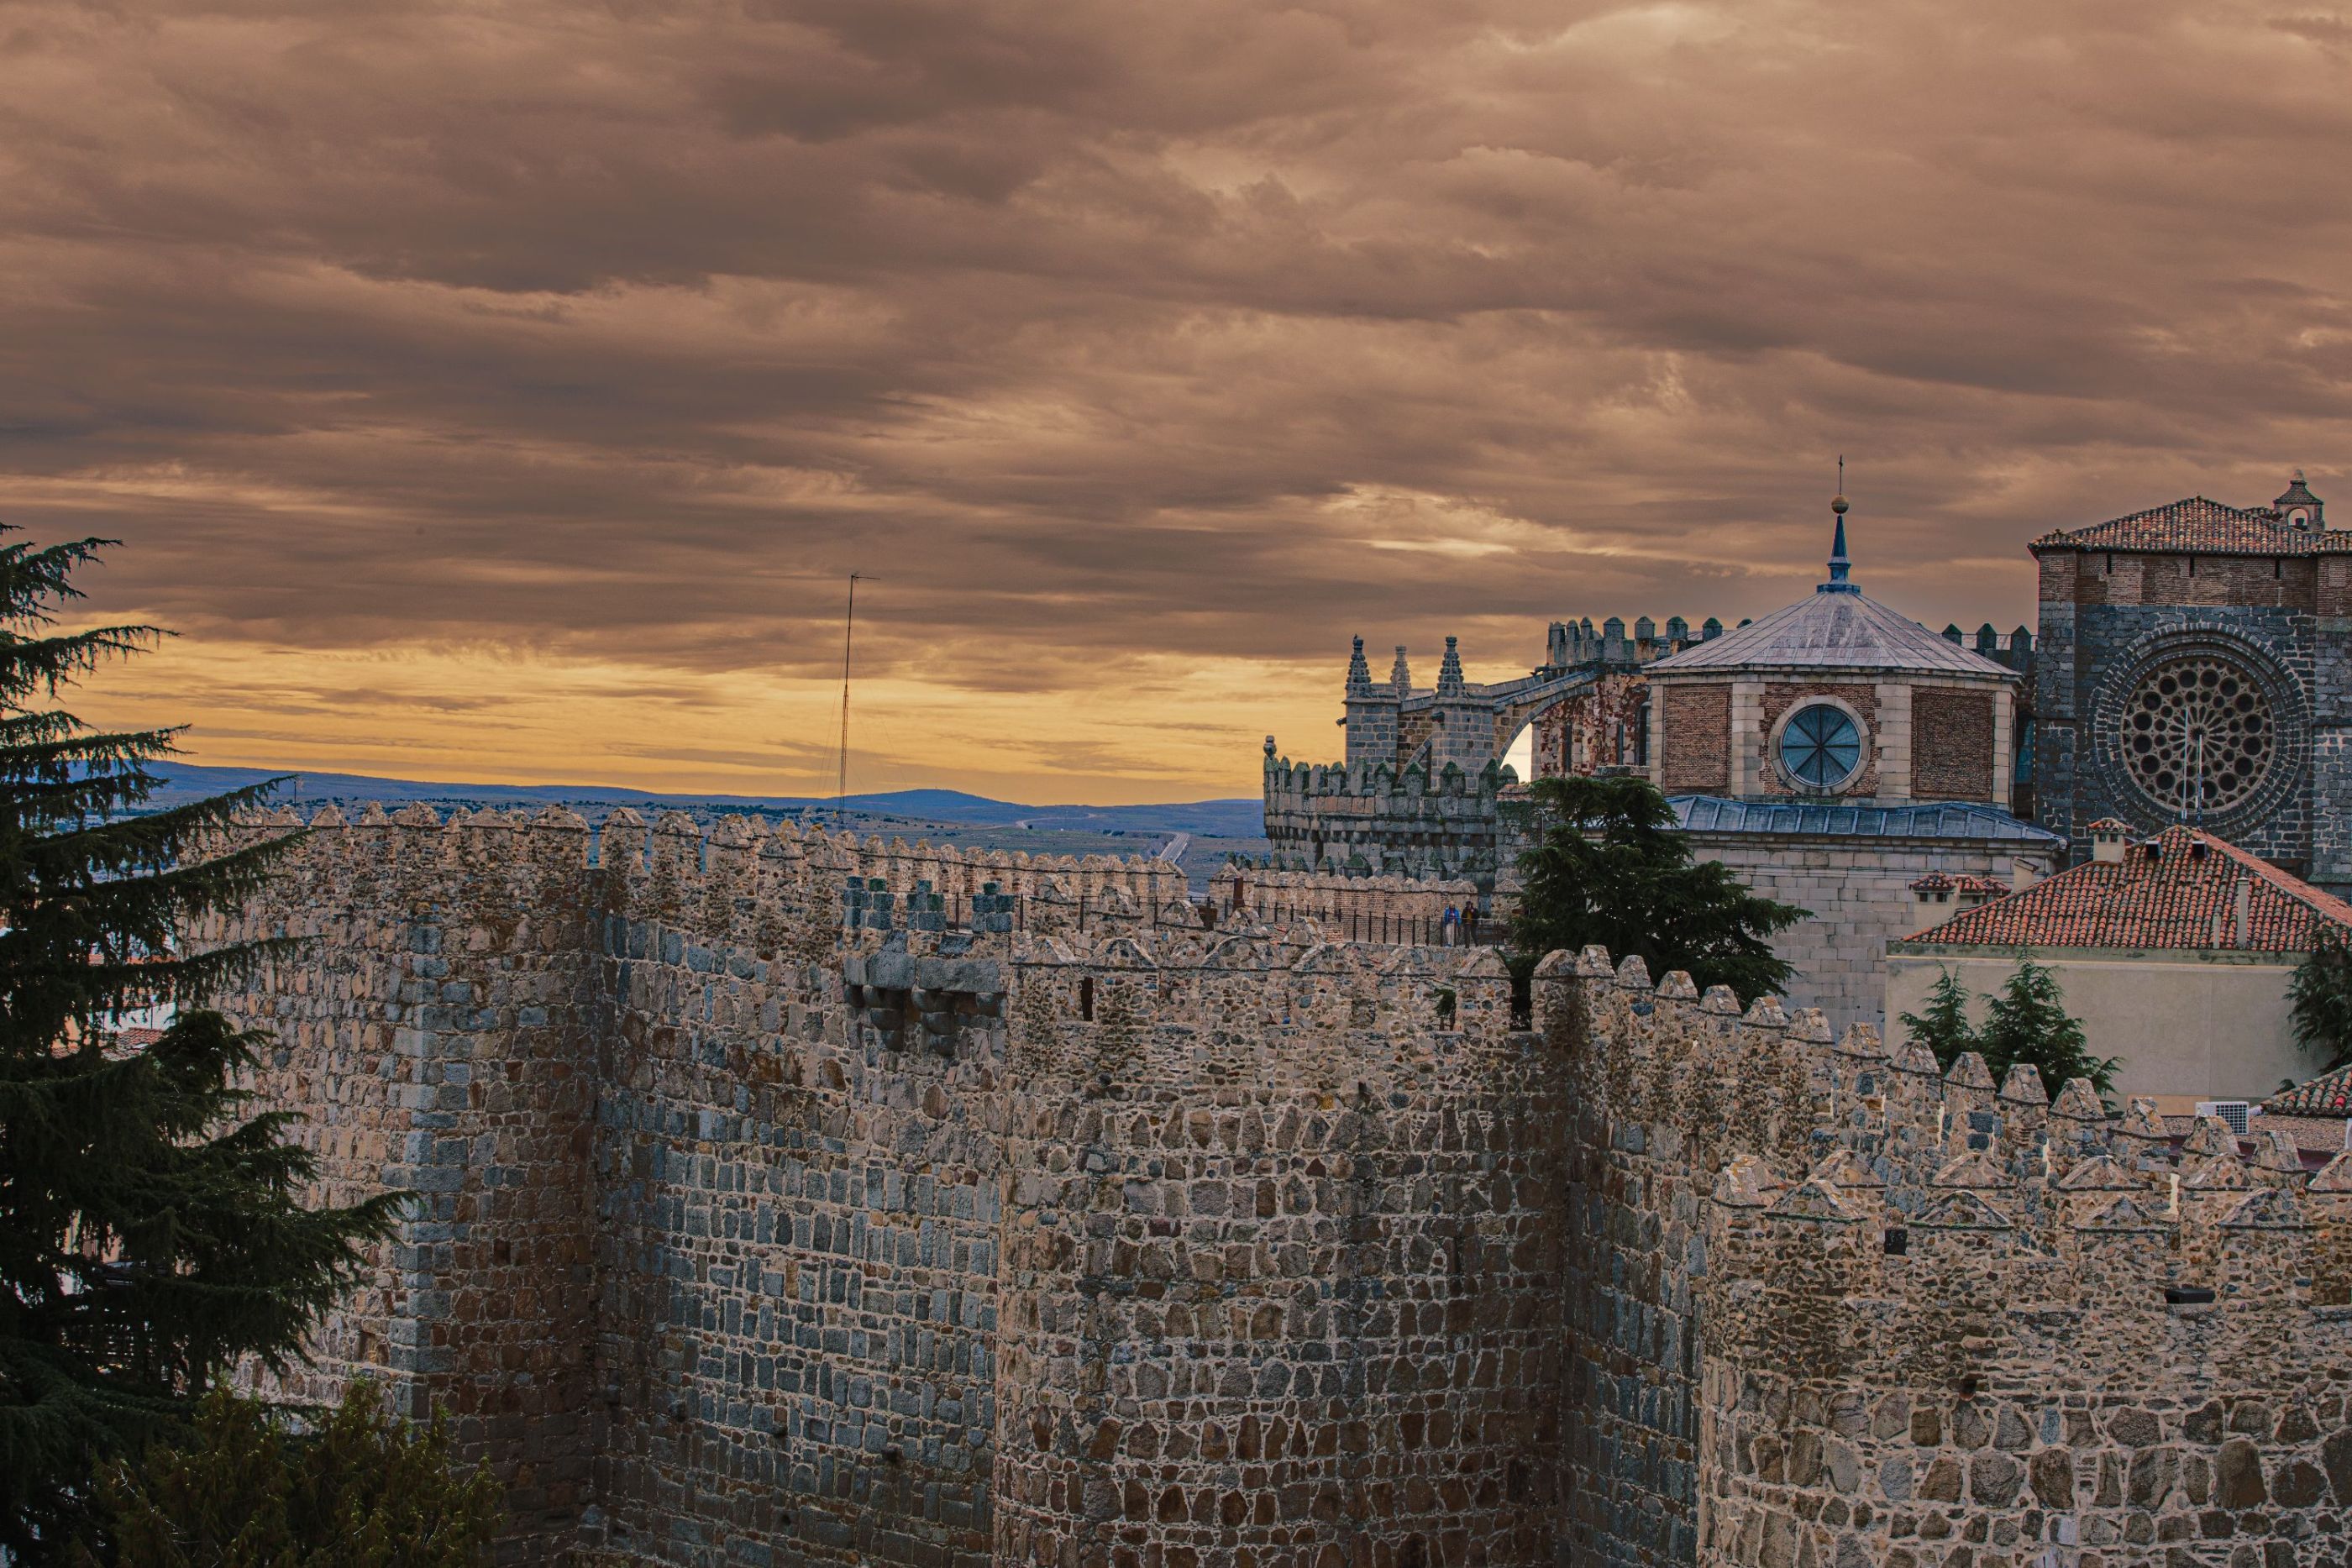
2266,1065 -> 2352,1119
1898,825 -> 2352,950
2032,496 -> 2352,556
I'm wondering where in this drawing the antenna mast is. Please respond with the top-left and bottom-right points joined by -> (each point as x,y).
837,574 -> 864,831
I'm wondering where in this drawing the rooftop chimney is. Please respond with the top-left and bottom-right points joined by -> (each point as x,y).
2087,819 -> 2129,865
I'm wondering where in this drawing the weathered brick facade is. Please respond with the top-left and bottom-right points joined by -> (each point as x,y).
1662,687 -> 1733,794
1909,689 -> 1996,802
214,808 -> 2352,1565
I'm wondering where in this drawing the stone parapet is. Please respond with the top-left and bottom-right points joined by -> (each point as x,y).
1543,947 -> 2352,1566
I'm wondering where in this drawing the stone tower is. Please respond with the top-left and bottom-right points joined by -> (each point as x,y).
2032,474 -> 2352,893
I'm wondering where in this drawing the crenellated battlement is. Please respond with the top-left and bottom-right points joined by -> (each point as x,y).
1260,749 -> 1520,801
1535,941 -> 2352,1316
221,803 -> 1190,941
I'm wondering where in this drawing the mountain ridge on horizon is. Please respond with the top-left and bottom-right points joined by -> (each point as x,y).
142,762 -> 1265,838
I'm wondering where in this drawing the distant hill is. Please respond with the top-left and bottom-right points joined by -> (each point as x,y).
141,763 -> 1264,839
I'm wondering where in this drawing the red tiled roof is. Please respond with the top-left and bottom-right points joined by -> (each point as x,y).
1908,873 -> 1956,893
2265,1066 -> 2352,1119
2032,496 -> 2352,556
1951,874 -> 2009,897
1898,825 -> 2352,950
2083,817 -> 2132,834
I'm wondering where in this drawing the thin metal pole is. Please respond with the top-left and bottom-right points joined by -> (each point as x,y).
837,574 -> 863,831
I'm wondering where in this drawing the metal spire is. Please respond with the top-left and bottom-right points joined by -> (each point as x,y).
1821,456 -> 1857,593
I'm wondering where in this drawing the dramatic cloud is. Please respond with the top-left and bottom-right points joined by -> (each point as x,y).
3,0 -> 2347,800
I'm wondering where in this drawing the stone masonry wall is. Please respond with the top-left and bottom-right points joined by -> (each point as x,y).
993,941 -> 1566,1565
215,807 -> 1553,1566
580,810 -> 1008,1566
208,805 -> 605,1554
1545,945 -> 2352,1568
1685,834 -> 2060,1032
213,805 -> 2352,1566
1261,749 -> 1513,892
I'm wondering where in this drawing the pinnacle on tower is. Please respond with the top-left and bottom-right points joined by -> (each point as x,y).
1437,635 -> 1466,695
1346,635 -> 1373,694
1391,645 -> 1411,697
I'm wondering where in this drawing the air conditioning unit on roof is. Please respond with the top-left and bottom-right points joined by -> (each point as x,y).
2195,1100 -> 2252,1135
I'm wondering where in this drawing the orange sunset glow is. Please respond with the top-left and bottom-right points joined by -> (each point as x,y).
5,2 -> 2348,801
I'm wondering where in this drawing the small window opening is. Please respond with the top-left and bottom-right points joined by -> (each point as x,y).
2276,559 -> 2283,579
2104,553 -> 2113,575
1883,1227 -> 1908,1256
1079,976 -> 1095,1021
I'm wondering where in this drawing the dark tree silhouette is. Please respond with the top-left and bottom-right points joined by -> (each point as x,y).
1507,774 -> 1807,1003
0,529 -> 403,1559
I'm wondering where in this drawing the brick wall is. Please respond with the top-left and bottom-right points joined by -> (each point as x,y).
1661,684 -> 1731,794
1909,688 -> 1994,801
2063,551 -> 2319,612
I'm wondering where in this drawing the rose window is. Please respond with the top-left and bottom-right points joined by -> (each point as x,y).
2118,654 -> 2273,814
1778,702 -> 1865,792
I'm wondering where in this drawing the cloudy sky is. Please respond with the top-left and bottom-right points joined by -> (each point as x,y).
4,2 -> 2346,802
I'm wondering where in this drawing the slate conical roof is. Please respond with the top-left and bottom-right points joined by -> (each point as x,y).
1648,587 -> 2013,675
1651,498 -> 2013,678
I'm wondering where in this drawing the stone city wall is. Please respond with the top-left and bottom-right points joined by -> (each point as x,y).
1547,947 -> 2352,1567
210,806 -> 1548,1566
208,806 -> 2352,1566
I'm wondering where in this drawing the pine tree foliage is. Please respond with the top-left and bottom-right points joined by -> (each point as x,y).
1507,774 -> 1808,1003
1898,968 -> 1978,1070
87,1381 -> 501,1567
2287,926 -> 2352,1072
0,530 -> 406,1559
1975,958 -> 2117,1096
1899,959 -> 2114,1095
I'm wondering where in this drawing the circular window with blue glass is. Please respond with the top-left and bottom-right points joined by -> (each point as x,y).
1777,701 -> 1866,793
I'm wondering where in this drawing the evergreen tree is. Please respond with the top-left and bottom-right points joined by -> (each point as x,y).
1975,957 -> 2118,1097
1898,968 -> 1978,1070
1508,774 -> 1808,1002
2287,926 -> 2352,1072
0,529 -> 404,1558
88,1381 -> 501,1567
